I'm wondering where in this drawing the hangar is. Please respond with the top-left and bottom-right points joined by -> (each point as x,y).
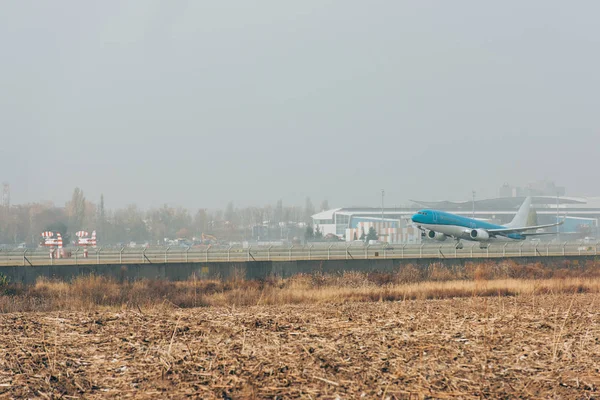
311,196 -> 600,243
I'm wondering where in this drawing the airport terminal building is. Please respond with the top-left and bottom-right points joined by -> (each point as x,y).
311,196 -> 600,244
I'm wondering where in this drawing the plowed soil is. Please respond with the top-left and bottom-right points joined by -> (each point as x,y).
1,294 -> 599,399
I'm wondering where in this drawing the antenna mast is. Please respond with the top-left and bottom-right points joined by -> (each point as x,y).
2,182 -> 9,209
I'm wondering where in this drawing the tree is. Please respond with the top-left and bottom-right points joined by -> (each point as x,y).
99,194 -> 105,220
314,225 -> 323,240
320,199 -> 329,212
97,194 -> 106,240
193,209 -> 209,235
67,187 -> 86,232
117,205 -> 148,241
45,221 -> 69,244
304,197 -> 315,224
224,201 -> 235,223
304,225 -> 314,242
176,228 -> 190,238
366,226 -> 378,242
359,228 -> 366,241
252,207 -> 265,226
274,200 -> 283,224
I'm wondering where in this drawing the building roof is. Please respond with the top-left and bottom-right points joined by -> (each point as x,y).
311,208 -> 341,220
311,196 -> 600,220
409,196 -> 586,210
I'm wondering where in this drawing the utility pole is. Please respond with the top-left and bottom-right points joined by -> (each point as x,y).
472,191 -> 476,219
381,189 -> 385,223
380,189 -> 385,241
556,192 -> 560,238
2,182 -> 9,209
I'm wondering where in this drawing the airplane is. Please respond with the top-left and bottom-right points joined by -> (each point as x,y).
411,196 -> 563,249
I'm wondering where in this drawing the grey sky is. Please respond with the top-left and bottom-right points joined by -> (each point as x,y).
1,1 -> 599,210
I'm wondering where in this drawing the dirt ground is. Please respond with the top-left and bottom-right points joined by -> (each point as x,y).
1,294 -> 599,399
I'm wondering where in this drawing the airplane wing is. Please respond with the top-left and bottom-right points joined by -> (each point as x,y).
519,231 -> 561,237
487,221 -> 564,235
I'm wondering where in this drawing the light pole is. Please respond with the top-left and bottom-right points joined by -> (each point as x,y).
380,189 -> 385,242
381,189 -> 385,223
556,191 -> 560,238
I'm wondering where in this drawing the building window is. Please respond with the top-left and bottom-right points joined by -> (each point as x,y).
335,214 -> 349,225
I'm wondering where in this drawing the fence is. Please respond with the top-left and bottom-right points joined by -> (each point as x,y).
1,241 -> 599,267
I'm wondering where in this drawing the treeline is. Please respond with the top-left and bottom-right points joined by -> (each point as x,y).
0,188 -> 329,246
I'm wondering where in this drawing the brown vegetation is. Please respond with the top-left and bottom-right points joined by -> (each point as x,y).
1,262 -> 600,398
1,294 -> 599,398
1,260 -> 600,312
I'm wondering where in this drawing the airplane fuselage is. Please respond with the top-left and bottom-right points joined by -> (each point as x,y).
411,209 -> 525,242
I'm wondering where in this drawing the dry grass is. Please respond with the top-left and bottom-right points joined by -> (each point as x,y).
0,294 -> 599,398
2,260 -> 600,312
1,262 -> 600,398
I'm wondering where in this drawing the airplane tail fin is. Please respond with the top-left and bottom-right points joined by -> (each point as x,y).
505,196 -> 532,228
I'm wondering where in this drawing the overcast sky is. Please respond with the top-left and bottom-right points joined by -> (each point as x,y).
1,1 -> 598,210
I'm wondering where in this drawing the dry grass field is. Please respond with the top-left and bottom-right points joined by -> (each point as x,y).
0,262 -> 599,398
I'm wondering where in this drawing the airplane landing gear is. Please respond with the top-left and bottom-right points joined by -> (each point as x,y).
455,241 -> 464,249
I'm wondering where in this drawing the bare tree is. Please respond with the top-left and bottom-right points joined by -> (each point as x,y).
67,187 -> 86,232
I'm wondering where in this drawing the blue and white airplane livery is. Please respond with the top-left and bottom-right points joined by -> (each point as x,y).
411,197 -> 563,248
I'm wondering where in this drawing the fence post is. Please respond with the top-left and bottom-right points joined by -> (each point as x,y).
470,243 -> 476,258
383,246 -> 387,259
206,245 -> 211,262
365,244 -> 370,259
267,245 -> 272,261
401,244 -> 406,259
546,243 -> 549,256
288,245 -> 293,261
328,244 -> 333,260
596,241 -> 599,256
164,246 -> 171,263
227,246 -> 231,262
120,247 -> 125,263
562,242 -> 567,256
96,247 -> 102,265
486,244 -> 490,258
247,246 -> 251,261
519,242 -> 524,257
186,246 -> 191,262
420,244 -> 424,258
142,248 -> 147,264
74,248 -> 80,265
503,243 -> 508,257
22,249 -> 27,266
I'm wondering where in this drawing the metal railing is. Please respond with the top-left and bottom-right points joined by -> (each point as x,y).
0,241 -> 598,267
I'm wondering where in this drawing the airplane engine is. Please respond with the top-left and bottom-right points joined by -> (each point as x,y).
469,229 -> 490,241
427,230 -> 447,241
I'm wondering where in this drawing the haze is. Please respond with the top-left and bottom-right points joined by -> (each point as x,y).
1,1 -> 599,210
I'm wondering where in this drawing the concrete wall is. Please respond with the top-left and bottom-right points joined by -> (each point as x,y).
0,255 -> 598,285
